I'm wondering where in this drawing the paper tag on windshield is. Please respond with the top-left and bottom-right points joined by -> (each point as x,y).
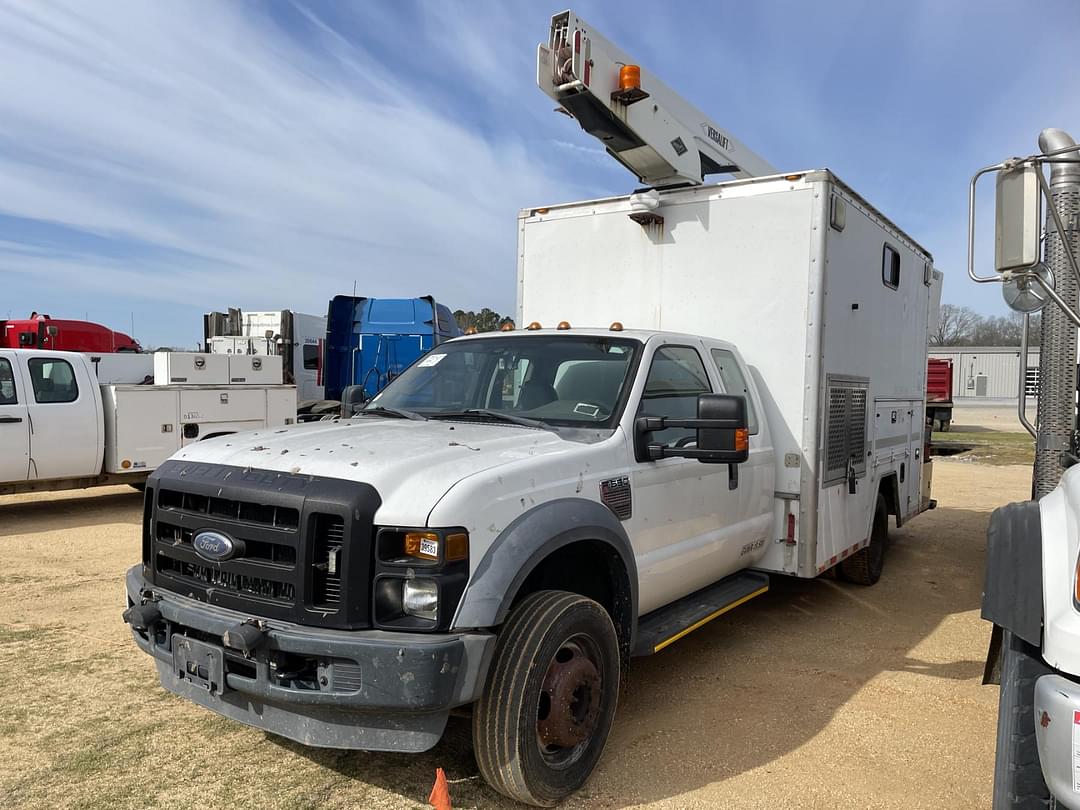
418,353 -> 446,367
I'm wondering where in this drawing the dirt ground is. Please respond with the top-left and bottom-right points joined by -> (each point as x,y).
0,460 -> 1029,810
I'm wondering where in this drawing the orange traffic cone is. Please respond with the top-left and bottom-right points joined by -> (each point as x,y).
428,767 -> 452,810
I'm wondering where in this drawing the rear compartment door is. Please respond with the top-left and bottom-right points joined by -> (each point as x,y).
0,352 -> 30,482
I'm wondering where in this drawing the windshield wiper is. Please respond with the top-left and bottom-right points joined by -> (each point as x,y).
430,409 -> 554,431
357,406 -> 428,421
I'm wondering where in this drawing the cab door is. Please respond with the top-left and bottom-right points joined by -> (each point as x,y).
19,354 -> 101,480
625,338 -> 768,615
0,352 -> 30,482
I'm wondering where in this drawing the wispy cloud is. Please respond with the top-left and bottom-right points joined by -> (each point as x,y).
0,1 -> 597,342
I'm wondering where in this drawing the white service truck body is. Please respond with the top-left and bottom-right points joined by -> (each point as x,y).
0,349 -> 296,496
519,171 -> 940,579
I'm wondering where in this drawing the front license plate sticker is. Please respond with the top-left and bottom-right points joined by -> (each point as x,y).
173,636 -> 226,695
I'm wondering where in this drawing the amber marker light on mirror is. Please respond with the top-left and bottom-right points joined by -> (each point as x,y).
735,428 -> 749,453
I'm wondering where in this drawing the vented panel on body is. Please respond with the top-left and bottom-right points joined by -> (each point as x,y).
824,377 -> 869,486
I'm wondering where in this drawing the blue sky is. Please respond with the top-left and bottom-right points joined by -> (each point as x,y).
2,0 -> 1078,347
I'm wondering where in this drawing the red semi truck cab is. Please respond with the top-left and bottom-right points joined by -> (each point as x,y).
0,314 -> 140,353
926,357 -> 954,431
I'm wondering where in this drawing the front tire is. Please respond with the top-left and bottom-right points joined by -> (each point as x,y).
993,630 -> 1053,809
839,493 -> 888,585
472,590 -> 620,807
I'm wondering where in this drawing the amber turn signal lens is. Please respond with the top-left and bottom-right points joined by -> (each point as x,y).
445,532 -> 469,562
404,531 -> 440,560
619,64 -> 641,90
735,428 -> 749,453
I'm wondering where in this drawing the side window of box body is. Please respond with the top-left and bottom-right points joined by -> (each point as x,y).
882,244 -> 901,290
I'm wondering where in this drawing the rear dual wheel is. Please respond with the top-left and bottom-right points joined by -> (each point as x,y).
839,493 -> 888,586
472,590 -> 620,807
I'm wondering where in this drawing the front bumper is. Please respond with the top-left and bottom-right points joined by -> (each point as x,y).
125,566 -> 494,752
1035,673 -> 1080,808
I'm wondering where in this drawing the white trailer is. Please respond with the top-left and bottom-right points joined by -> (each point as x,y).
0,349 -> 295,496
519,171 -> 941,577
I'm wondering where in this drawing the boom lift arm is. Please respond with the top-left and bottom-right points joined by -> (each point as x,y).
538,10 -> 776,188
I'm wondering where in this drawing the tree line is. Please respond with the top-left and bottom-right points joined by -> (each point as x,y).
453,308 -> 514,333
931,305 -> 1040,347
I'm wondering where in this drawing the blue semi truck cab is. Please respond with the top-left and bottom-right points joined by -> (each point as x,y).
323,295 -> 461,402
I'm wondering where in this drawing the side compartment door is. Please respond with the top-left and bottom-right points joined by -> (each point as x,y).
0,353 -> 30,482
21,355 -> 101,480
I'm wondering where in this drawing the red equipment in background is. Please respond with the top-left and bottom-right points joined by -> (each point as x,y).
0,313 -> 141,353
926,357 -> 954,431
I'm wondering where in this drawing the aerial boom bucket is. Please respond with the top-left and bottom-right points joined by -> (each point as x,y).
537,10 -> 776,188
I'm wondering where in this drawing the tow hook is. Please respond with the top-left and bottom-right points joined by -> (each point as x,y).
223,619 -> 268,655
122,602 -> 162,631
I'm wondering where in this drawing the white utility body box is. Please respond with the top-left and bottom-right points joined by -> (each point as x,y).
154,352 -> 230,386
519,170 -> 941,577
101,384 -> 296,474
227,353 -> 283,385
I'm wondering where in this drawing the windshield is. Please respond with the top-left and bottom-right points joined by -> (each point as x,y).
366,335 -> 641,428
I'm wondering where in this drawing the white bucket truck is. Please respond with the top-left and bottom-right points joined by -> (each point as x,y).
0,349 -> 296,496
122,11 -> 938,805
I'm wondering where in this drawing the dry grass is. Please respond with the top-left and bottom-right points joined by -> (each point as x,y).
0,460 -> 1029,809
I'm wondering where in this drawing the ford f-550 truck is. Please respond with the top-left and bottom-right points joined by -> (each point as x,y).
122,11 -> 939,806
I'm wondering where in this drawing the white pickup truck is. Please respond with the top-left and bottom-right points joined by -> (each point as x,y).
123,168 -> 939,805
0,349 -> 296,496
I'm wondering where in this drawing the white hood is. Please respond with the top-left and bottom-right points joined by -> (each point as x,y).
171,417 -> 577,524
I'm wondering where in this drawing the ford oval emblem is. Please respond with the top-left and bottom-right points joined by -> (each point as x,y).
192,530 -> 236,562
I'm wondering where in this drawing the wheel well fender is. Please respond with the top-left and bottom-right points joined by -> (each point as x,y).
982,500 -> 1042,649
452,498 -> 638,650
878,473 -> 902,527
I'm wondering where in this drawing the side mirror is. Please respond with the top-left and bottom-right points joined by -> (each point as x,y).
695,394 -> 750,463
995,164 -> 1042,273
340,385 -> 367,417
635,393 -> 749,464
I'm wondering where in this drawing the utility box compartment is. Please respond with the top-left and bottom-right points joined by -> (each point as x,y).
228,354 -> 283,385
154,352 -> 229,386
102,385 -> 297,473
518,170 -> 940,578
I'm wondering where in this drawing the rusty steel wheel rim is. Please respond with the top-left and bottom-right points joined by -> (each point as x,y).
535,633 -> 604,768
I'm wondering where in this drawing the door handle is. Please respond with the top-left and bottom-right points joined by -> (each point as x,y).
0,415 -> 23,423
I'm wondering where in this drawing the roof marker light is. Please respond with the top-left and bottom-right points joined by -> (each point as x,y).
500,322 -> 515,332
526,321 -> 542,331
609,321 -> 624,332
557,321 -> 571,330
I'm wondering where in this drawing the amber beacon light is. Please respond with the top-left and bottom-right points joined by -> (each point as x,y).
619,64 -> 641,90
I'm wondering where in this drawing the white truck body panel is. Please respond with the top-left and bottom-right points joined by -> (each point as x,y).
102,385 -> 297,474
227,354 -> 283,386
86,352 -> 154,384
154,352 -> 230,386
518,171 -> 935,577
0,349 -> 297,493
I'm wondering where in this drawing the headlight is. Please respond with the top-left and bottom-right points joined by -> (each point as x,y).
403,579 -> 439,621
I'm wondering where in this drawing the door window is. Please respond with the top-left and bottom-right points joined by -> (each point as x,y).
710,349 -> 758,435
28,358 -> 79,403
302,344 -> 319,370
640,346 -> 712,449
0,359 -> 17,404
